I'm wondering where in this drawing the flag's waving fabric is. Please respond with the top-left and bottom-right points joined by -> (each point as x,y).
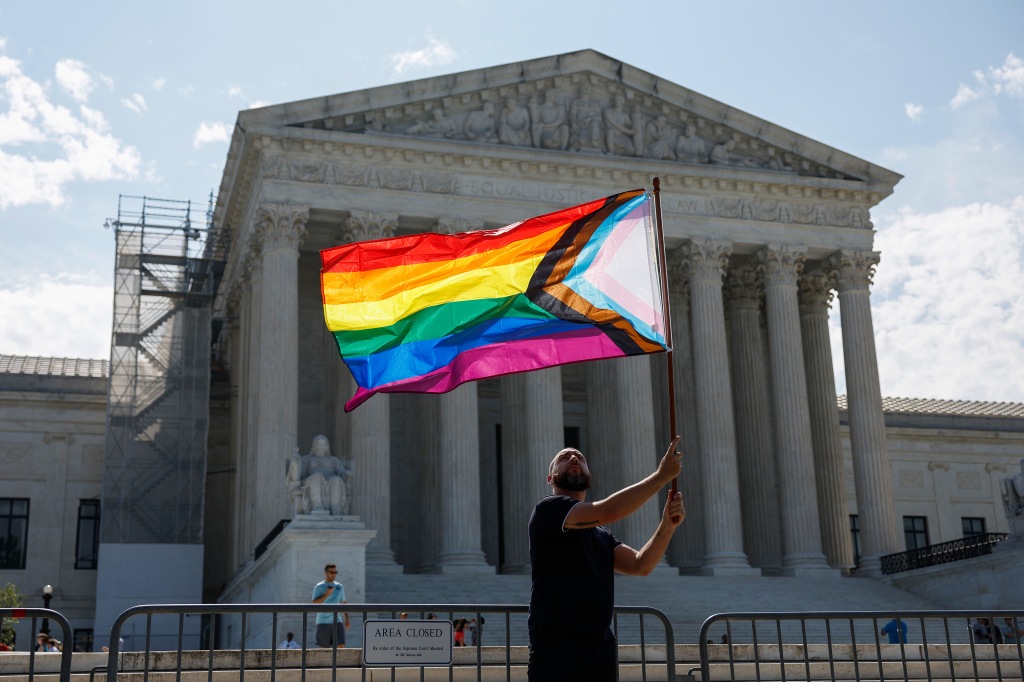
321,188 -> 667,412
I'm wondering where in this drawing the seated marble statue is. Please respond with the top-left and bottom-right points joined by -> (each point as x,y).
1003,458 -> 1024,517
287,435 -> 351,516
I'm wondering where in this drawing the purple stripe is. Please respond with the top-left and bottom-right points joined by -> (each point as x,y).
344,329 -> 630,412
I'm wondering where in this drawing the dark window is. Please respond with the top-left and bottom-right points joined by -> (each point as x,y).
903,516 -> 929,550
73,628 -> 94,652
961,517 -> 986,538
75,500 -> 100,569
849,514 -> 861,566
563,426 -> 581,450
0,498 -> 29,569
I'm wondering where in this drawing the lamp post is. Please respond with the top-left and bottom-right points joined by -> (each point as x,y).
41,584 -> 53,634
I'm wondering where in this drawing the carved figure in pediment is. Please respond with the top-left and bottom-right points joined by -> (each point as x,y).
645,115 -> 678,160
569,84 -> 604,152
603,94 -> 641,156
675,124 -> 708,163
499,98 -> 532,147
530,90 -> 569,150
464,102 -> 499,144
709,139 -> 762,168
765,149 -> 793,172
405,108 -> 457,138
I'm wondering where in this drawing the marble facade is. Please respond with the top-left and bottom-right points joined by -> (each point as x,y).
208,49 -> 905,585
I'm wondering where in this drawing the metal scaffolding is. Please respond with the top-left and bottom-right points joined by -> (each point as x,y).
101,194 -> 227,544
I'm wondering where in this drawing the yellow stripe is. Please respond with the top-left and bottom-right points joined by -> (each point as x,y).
324,253 -> 546,331
322,225 -> 567,305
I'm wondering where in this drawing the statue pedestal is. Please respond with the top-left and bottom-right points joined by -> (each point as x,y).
218,516 -> 376,648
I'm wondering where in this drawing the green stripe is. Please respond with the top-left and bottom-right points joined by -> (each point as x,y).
332,293 -> 558,357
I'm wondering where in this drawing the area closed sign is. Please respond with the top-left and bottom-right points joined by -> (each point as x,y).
362,619 -> 453,666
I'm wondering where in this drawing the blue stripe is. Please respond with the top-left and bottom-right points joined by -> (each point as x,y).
345,316 -> 587,389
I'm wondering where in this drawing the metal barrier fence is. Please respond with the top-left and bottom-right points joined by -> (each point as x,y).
697,610 -> 1024,682
104,603 -> 676,682
0,607 -> 74,681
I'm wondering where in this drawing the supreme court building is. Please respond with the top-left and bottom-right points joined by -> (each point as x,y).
5,51 -> 1024,649
208,48 -> 909,585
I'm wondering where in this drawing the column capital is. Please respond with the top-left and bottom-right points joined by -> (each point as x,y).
798,271 -> 835,314
344,210 -> 397,243
686,239 -> 733,283
756,244 -> 806,287
667,246 -> 691,297
255,203 -> 309,252
826,250 -> 880,292
435,217 -> 485,235
725,264 -> 763,311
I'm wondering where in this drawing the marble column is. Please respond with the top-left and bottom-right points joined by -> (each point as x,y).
342,211 -> 401,572
827,250 -> 901,575
436,384 -> 494,573
679,240 -> 754,573
415,395 -> 441,573
587,354 -> 665,559
665,269 -> 705,572
798,271 -> 855,571
500,369 -> 563,574
757,245 -> 831,574
725,264 -> 782,571
225,284 -> 247,568
237,257 -> 261,560
252,203 -> 307,550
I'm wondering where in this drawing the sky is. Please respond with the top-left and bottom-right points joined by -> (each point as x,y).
0,1 -> 1022,403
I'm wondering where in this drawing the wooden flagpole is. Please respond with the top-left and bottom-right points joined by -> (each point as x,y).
651,177 -> 680,509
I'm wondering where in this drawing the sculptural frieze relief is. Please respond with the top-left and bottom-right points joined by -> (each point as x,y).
316,82 -> 855,179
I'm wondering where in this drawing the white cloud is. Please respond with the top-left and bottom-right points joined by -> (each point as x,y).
831,199 -> 1024,402
0,54 -> 141,209
950,53 -> 1024,110
228,84 -> 243,98
904,103 -> 924,122
122,92 -> 147,114
390,35 -> 457,76
880,147 -> 908,162
55,58 -> 93,101
990,52 -> 1024,98
0,274 -> 112,359
150,77 -> 166,91
193,121 -> 230,148
0,37 -> 7,51
248,100 -> 269,109
950,83 -> 979,109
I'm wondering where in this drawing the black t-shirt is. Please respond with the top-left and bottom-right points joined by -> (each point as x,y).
528,495 -> 621,639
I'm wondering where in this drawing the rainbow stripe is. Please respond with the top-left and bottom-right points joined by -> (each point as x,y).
321,189 -> 667,412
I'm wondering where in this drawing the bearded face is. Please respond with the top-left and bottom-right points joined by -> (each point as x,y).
552,468 -> 591,491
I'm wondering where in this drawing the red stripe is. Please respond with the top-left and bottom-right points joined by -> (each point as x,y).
320,195 -> 623,274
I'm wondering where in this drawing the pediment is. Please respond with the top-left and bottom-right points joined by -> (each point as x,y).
236,50 -> 899,187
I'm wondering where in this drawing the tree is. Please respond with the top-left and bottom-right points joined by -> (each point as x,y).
1,582 -> 25,648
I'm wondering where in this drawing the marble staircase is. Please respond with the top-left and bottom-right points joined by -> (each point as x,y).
365,571 -> 949,645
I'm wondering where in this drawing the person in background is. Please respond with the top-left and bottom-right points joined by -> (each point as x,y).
1001,617 -> 1024,643
278,632 -> 300,649
312,563 -> 351,648
881,618 -> 908,643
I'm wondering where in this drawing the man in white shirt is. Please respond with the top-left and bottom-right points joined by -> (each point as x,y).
278,632 -> 300,649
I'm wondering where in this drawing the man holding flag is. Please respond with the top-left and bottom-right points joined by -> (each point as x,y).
527,436 -> 685,681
